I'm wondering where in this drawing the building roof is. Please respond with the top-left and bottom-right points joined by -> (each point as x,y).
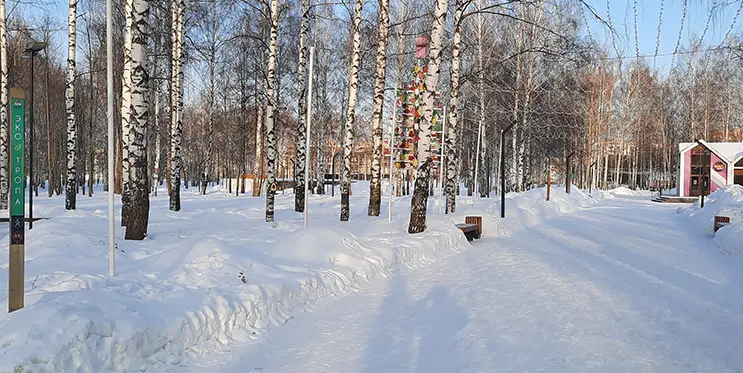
679,141 -> 743,164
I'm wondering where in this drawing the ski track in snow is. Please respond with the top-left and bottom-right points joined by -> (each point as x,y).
167,197 -> 743,373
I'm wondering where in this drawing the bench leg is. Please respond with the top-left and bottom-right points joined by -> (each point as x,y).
465,232 -> 474,241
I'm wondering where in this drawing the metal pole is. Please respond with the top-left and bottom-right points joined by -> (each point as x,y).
589,161 -> 596,194
107,0 -> 115,276
473,114 -> 482,207
388,89 -> 397,223
28,55 -> 34,230
438,106 -> 446,215
547,166 -> 551,201
500,130 -> 506,218
500,122 -> 515,218
303,47 -> 314,229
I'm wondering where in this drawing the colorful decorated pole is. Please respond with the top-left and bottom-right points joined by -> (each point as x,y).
8,88 -> 25,312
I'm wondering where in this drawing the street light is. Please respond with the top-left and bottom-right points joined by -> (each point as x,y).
23,41 -> 46,230
588,161 -> 597,194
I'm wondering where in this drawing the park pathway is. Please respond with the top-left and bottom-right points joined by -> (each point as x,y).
168,196 -> 743,373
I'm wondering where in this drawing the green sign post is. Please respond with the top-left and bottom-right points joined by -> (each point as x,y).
8,88 -> 25,312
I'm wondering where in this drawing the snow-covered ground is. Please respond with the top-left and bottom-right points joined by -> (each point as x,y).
0,182 -> 602,373
4,183 -> 743,372
161,191 -> 743,373
678,185 -> 743,258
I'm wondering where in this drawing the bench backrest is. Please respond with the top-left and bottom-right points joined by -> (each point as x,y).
465,216 -> 482,236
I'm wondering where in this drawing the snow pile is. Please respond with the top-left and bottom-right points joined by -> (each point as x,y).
0,184 -> 600,373
677,185 -> 743,257
448,185 -> 606,238
608,186 -> 656,197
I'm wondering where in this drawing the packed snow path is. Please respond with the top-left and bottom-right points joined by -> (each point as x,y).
169,197 -> 743,373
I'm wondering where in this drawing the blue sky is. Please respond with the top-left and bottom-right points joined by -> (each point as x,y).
17,0 -> 743,75
587,0 -> 739,71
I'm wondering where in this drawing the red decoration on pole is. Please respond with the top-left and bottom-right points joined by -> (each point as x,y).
415,36 -> 428,58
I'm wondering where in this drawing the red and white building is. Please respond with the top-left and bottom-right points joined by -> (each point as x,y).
678,141 -> 743,197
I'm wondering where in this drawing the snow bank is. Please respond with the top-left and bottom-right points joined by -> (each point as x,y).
0,185 -> 601,373
447,185 -> 606,238
677,185 -> 743,257
608,186 -> 656,197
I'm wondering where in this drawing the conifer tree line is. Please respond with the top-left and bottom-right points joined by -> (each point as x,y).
1,0 -> 743,234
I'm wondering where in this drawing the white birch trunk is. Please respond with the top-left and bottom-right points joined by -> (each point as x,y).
125,0 -> 150,240
294,0 -> 310,212
368,0 -> 390,217
264,0 -> 279,222
340,0 -> 362,222
65,0 -> 78,210
169,0 -> 184,211
408,0 -> 447,233
153,100 -> 160,196
121,0 -> 133,223
202,0 -> 217,196
253,101 -> 264,196
445,0 -> 463,214
477,8 -> 486,196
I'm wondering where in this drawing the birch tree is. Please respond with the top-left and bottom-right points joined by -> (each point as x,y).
475,0 -> 487,196
408,0 -> 447,233
253,98 -> 264,196
65,0 -> 78,210
368,0 -> 389,217
265,0 -> 279,222
0,0 -> 7,210
340,0 -> 362,222
125,0 -> 150,240
445,0 -> 464,214
200,0 -> 218,196
121,0 -> 133,222
294,0 -> 310,212
170,0 -> 184,211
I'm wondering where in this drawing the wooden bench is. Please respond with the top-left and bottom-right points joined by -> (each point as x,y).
456,216 -> 483,241
714,216 -> 731,232
456,223 -> 480,241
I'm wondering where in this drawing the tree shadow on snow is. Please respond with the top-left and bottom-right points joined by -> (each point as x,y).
360,270 -> 468,373
413,286 -> 468,373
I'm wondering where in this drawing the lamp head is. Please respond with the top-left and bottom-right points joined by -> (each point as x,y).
25,41 -> 47,54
